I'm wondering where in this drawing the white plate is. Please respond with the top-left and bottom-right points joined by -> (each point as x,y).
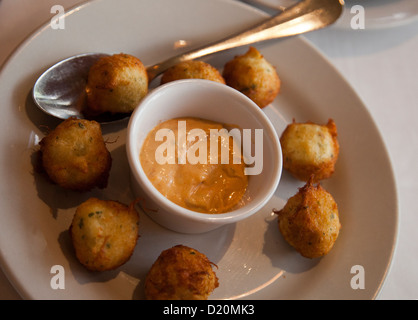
0,0 -> 398,300
249,0 -> 418,29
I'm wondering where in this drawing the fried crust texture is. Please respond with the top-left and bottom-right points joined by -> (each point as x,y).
39,118 -> 112,191
145,245 -> 219,300
161,60 -> 225,85
280,119 -> 339,182
275,178 -> 341,259
86,53 -> 148,115
69,197 -> 140,271
223,46 -> 280,108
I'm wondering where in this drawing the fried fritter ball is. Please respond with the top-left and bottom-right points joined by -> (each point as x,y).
85,53 -> 148,115
69,198 -> 140,271
39,118 -> 111,192
145,245 -> 219,300
275,178 -> 341,258
222,46 -> 280,108
280,119 -> 339,182
160,60 -> 225,85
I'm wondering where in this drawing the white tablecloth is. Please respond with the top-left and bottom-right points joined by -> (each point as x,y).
1,0 -> 416,300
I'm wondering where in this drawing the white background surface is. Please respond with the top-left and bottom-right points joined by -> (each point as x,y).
0,0 -> 416,300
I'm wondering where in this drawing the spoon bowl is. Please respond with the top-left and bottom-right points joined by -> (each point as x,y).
32,53 -> 132,124
32,0 -> 343,124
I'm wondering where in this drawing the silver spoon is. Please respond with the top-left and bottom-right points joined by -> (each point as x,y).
32,0 -> 343,124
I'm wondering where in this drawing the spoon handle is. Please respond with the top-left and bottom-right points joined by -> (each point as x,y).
146,0 -> 343,82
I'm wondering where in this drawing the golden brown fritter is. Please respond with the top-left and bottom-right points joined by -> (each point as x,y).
160,60 -> 225,85
39,118 -> 111,191
145,245 -> 219,300
69,197 -> 140,271
222,46 -> 280,108
85,53 -> 148,115
275,178 -> 341,258
280,119 -> 339,182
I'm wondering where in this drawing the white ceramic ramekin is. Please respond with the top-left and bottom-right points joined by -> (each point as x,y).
126,79 -> 282,233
